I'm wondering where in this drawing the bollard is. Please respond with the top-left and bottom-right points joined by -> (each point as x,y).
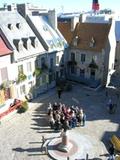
42,136 -> 45,143
67,157 -> 70,160
86,153 -> 89,160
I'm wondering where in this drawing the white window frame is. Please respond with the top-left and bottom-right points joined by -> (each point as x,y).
27,62 -> 32,73
20,85 -> 26,95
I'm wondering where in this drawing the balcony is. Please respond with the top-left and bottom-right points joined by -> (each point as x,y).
88,59 -> 98,69
67,60 -> 77,66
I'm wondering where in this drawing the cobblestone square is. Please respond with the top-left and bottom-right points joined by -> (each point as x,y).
0,84 -> 120,160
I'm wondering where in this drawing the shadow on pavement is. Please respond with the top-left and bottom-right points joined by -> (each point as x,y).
12,147 -> 42,153
29,84 -> 120,155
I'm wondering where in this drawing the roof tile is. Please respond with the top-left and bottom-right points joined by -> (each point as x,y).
58,22 -> 111,52
0,37 -> 12,56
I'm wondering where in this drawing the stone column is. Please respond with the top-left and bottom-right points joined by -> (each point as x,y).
62,131 -> 69,146
58,130 -> 72,152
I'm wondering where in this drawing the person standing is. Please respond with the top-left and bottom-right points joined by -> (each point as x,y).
82,111 -> 86,126
57,87 -> 62,99
107,99 -> 114,114
108,144 -> 115,160
78,108 -> 86,126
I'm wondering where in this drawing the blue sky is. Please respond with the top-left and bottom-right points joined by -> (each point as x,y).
0,0 -> 120,13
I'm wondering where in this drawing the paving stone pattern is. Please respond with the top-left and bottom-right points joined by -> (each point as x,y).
0,84 -> 120,160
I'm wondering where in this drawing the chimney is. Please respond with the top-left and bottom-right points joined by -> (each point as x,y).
48,9 -> 57,30
79,14 -> 83,23
71,17 -> 79,31
7,3 -> 16,11
17,4 -> 30,17
92,0 -> 100,12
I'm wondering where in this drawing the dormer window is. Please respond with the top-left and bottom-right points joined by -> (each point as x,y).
73,36 -> 79,46
8,24 -> 13,30
34,38 -> 38,48
16,23 -> 21,29
30,37 -> 38,48
18,40 -> 23,51
50,41 -> 54,49
43,25 -> 48,31
56,39 -> 62,48
13,39 -> 23,52
93,55 -> 97,62
27,39 -> 31,50
22,38 -> 31,50
89,37 -> 95,48
22,38 -> 27,49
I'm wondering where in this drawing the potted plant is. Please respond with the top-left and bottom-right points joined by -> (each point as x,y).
33,68 -> 42,77
17,72 -> 27,83
17,101 -> 28,113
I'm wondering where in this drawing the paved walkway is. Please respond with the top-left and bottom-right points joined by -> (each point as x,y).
0,84 -> 120,160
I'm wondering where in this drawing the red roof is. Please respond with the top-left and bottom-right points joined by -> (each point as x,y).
0,37 -> 12,56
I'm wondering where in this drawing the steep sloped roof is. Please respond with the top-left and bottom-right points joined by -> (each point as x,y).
29,15 -> 65,50
58,21 -> 73,44
0,11 -> 45,54
0,37 -> 12,56
58,21 -> 111,52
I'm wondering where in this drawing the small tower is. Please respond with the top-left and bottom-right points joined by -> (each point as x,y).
92,0 -> 100,12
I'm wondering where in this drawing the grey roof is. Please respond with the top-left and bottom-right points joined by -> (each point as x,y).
28,14 -> 66,51
0,10 -> 45,58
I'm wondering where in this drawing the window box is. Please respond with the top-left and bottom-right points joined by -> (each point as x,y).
88,59 -> 98,69
67,60 -> 77,66
17,73 -> 27,83
33,68 -> 42,77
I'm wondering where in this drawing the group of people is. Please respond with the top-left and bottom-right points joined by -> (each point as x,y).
47,102 -> 86,131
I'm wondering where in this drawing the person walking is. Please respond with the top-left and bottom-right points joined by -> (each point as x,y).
57,87 -> 62,99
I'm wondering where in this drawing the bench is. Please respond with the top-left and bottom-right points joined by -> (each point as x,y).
0,99 -> 22,120
111,135 -> 120,152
